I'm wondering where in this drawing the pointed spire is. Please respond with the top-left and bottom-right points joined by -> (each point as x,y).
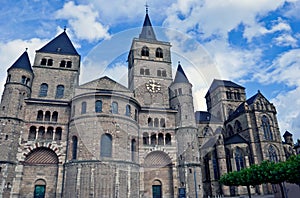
139,6 -> 157,40
174,61 -> 190,83
8,50 -> 33,73
37,31 -> 79,55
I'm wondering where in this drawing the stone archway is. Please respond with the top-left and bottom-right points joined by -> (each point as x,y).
143,151 -> 174,198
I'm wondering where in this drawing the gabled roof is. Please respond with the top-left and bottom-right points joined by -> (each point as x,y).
283,131 -> 293,137
206,79 -> 244,97
224,133 -> 248,145
139,11 -> 157,40
79,76 -> 130,92
195,111 -> 222,124
36,31 -> 79,55
8,51 -> 33,73
246,90 -> 268,105
173,63 -> 189,83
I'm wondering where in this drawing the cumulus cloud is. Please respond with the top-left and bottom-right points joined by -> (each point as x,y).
55,1 -> 110,42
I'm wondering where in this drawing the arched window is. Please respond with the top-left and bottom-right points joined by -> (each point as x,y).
55,127 -> 62,141
52,111 -> 58,122
158,133 -> 164,145
34,179 -> 46,198
60,60 -> 66,67
204,156 -> 210,181
154,118 -> 159,127
157,70 -> 162,76
269,145 -> 278,162
131,139 -> 136,161
25,78 -> 30,85
235,148 -> 244,171
234,120 -> 242,133
28,126 -> 36,140
44,111 -> 51,121
155,48 -> 163,58
111,101 -> 118,114
148,117 -> 153,127
213,150 -> 220,179
262,115 -> 273,140
81,102 -> 87,114
134,109 -> 138,121
39,83 -> 48,97
66,61 -> 72,68
143,132 -> 149,145
41,58 -> 47,65
225,148 -> 232,172
55,85 -> 64,98
46,127 -> 53,140
21,76 -> 26,84
101,133 -> 112,157
160,118 -> 165,128
151,133 -> 156,145
141,46 -> 149,56
126,105 -> 131,117
95,100 -> 102,113
47,59 -> 53,66
226,125 -> 234,136
72,136 -> 78,160
165,133 -> 171,145
37,110 -> 43,121
38,127 -> 45,140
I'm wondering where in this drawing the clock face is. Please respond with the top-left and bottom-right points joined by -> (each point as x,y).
145,79 -> 161,93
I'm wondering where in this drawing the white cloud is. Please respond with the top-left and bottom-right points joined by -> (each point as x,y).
55,1 -> 110,42
273,33 -> 298,47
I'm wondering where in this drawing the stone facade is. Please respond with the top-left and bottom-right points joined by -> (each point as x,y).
0,11 -> 293,198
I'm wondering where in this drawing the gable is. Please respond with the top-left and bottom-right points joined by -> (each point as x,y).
79,76 -> 130,92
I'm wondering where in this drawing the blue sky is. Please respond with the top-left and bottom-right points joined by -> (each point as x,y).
0,0 -> 300,140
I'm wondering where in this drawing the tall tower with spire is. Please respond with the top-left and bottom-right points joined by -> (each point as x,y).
170,62 -> 203,198
128,8 -> 172,108
0,50 -> 33,197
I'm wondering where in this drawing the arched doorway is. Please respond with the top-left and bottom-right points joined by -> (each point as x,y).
143,151 -> 174,198
34,179 -> 46,198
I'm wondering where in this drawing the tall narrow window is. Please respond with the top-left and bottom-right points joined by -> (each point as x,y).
55,85 -> 64,99
262,115 -> 273,140
160,118 -> 166,128
155,48 -> 163,58
157,70 -> 162,76
141,46 -> 149,56
44,111 -> 50,121
81,102 -> 87,114
212,150 -> 220,179
269,145 -> 278,162
55,127 -> 62,141
25,78 -> 30,85
140,68 -> 145,75
21,76 -> 26,84
131,139 -> 136,161
52,111 -> 58,122
134,109 -> 138,121
151,133 -> 156,145
226,148 -> 232,173
143,132 -> 149,145
158,133 -> 164,145
38,127 -> 45,140
28,126 -> 36,140
111,102 -> 118,114
46,127 -> 53,140
235,148 -> 244,171
37,110 -> 43,121
95,100 -> 102,113
126,105 -> 131,117
66,61 -> 72,68
234,120 -> 242,133
145,69 -> 150,75
6,75 -> 11,83
148,117 -> 153,127
162,70 -> 167,77
165,133 -> 171,145
47,59 -> 53,66
101,133 -> 112,157
72,136 -> 78,160
60,60 -> 66,67
34,180 -> 46,198
41,58 -> 47,65
39,83 -> 48,97
154,118 -> 159,127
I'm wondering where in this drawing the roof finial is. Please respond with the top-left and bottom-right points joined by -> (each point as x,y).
178,61 -> 181,65
25,48 -> 28,51
63,25 -> 66,32
145,1 -> 149,14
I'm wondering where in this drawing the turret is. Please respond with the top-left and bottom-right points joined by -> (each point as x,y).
283,131 -> 294,146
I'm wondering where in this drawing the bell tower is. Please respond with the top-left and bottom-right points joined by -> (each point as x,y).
128,9 -> 172,108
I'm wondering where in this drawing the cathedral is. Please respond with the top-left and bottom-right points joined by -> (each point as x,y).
0,10 -> 295,198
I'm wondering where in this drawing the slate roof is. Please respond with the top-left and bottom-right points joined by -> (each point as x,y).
224,133 -> 248,145
195,111 -> 222,124
206,79 -> 244,97
36,31 -> 79,55
8,51 -> 33,73
139,12 -> 157,40
173,63 -> 189,83
283,131 -> 293,137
